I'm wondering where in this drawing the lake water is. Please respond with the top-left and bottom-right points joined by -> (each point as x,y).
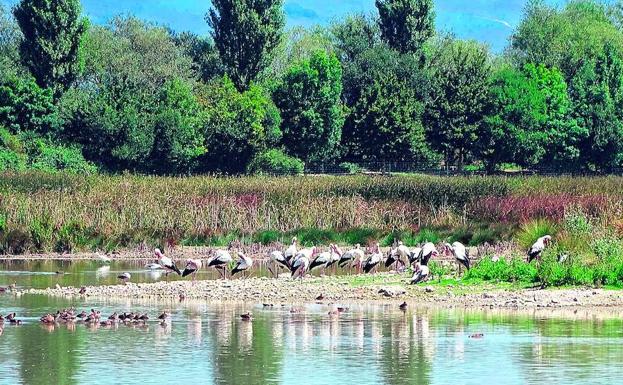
2,262 -> 623,385
0,259 -> 277,289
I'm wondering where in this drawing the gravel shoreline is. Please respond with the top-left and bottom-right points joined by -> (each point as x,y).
16,272 -> 623,309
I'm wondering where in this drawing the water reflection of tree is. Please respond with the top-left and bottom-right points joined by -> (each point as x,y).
18,325 -> 81,384
15,295 -> 82,385
513,317 -> 623,384
208,305 -> 284,385
377,310 -> 433,385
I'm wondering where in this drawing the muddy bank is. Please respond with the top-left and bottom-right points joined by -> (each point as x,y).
16,273 -> 623,309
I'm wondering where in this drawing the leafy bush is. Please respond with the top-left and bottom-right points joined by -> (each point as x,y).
247,149 -> 304,176
253,230 -> 281,245
428,260 -> 452,279
0,148 -> 26,171
55,221 -> 89,252
563,210 -> 593,235
339,162 -> 363,174
340,228 -> 381,245
29,142 -> 97,174
295,228 -> 338,246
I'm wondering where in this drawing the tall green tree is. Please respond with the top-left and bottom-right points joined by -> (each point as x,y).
207,0 -> 285,91
570,43 -> 623,171
273,51 -> 344,165
150,79 -> 207,173
425,39 -> 491,168
13,0 -> 88,98
171,31 -> 224,83
198,76 -> 281,173
510,0 -> 623,80
332,15 -> 432,163
478,64 -> 583,170
60,17 -> 197,171
376,0 -> 435,54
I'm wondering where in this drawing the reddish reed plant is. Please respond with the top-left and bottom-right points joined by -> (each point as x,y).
470,194 -> 611,223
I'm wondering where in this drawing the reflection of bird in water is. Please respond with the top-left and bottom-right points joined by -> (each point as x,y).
188,316 -> 202,344
145,263 -> 163,270
146,270 -> 163,281
95,265 -> 110,279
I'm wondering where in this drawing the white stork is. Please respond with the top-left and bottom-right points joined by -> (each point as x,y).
96,254 -> 111,264
338,244 -> 365,272
418,242 -> 438,265
291,254 -> 310,279
284,237 -> 298,265
325,244 -> 342,268
208,250 -> 233,279
182,259 -> 203,284
268,250 -> 289,278
231,253 -> 253,278
363,243 -> 384,274
308,245 -> 333,275
155,249 -> 181,276
408,247 -> 422,266
410,263 -> 429,284
527,235 -> 552,263
445,241 -> 470,273
293,246 -> 317,264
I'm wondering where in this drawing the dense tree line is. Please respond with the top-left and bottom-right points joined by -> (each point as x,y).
1,0 -> 623,174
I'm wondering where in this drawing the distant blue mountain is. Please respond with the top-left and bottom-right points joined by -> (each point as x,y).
0,0 -> 589,52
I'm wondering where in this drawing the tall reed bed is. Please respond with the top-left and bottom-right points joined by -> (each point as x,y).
0,172 -> 622,253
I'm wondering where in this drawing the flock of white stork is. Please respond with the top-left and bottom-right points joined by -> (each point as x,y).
125,234 -> 553,285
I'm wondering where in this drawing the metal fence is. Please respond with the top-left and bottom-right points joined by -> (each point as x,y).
303,161 -> 623,176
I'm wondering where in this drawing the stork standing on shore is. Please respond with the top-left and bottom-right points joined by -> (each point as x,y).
363,243 -> 384,274
291,253 -> 310,279
527,235 -> 552,263
284,237 -> 298,265
155,249 -> 181,277
325,244 -> 342,269
182,259 -> 203,284
338,244 -> 365,273
408,247 -> 422,267
231,253 -> 253,278
208,250 -> 233,279
268,250 -> 290,278
445,242 -> 470,274
308,245 -> 338,275
418,242 -> 438,265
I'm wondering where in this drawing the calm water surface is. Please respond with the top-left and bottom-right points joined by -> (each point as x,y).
1,262 -> 623,384
0,259 -> 277,289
